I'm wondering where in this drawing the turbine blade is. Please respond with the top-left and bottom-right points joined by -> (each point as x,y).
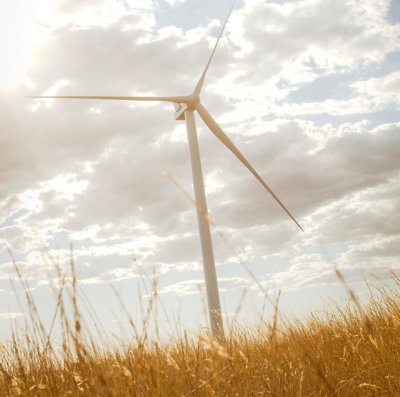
193,0 -> 237,97
196,103 -> 304,232
29,95 -> 188,103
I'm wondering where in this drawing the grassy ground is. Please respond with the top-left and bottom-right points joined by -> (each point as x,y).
0,261 -> 399,396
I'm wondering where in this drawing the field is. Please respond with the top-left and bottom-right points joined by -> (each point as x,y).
1,261 -> 399,396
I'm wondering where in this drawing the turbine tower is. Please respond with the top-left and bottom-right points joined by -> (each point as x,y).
31,2 -> 303,338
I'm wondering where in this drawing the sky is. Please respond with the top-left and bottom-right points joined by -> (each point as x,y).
0,0 -> 399,340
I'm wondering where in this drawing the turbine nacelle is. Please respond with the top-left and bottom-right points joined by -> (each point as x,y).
174,103 -> 187,120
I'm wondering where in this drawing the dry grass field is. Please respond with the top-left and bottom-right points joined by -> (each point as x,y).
1,260 -> 399,396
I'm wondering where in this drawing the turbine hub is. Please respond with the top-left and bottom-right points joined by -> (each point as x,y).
186,94 -> 199,110
174,95 -> 199,120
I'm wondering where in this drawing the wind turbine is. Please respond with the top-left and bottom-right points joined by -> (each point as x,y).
31,2 -> 303,338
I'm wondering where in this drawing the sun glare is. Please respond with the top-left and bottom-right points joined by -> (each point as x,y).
0,0 -> 141,89
0,1 -> 43,88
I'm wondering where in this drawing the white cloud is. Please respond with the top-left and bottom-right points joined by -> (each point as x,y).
160,276 -> 250,296
0,0 -> 399,331
0,312 -> 23,321
163,0 -> 186,5
270,72 -> 400,117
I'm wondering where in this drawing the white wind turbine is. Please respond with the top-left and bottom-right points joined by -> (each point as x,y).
31,2 -> 303,338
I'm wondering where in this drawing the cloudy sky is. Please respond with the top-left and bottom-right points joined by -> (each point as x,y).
0,0 -> 399,339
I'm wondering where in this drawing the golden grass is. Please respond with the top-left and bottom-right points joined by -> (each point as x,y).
1,259 -> 399,396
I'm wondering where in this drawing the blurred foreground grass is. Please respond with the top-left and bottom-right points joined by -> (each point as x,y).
0,260 -> 399,396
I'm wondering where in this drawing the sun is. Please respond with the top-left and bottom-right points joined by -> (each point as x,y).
0,1 -> 43,88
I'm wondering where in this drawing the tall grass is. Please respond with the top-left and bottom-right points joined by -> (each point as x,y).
1,258 -> 399,396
